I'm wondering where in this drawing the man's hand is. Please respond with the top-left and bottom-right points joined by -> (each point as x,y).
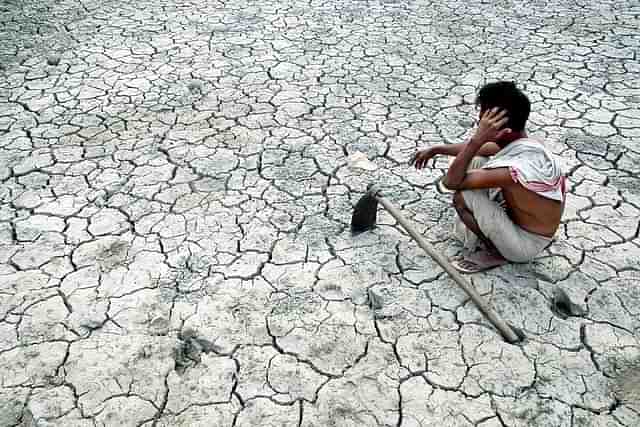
409,148 -> 436,169
472,108 -> 511,144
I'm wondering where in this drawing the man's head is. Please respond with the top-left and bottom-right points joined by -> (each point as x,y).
475,81 -> 530,139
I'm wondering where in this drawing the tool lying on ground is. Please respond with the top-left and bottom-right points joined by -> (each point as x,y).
351,184 -> 523,344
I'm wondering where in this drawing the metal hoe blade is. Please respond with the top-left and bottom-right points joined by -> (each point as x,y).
351,192 -> 379,234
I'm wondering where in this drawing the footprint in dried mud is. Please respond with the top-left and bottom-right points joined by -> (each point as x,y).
187,80 -> 204,95
367,288 -> 384,310
46,55 -> 60,66
173,328 -> 220,374
613,360 -> 640,412
551,287 -> 586,319
97,240 -> 130,271
149,315 -> 170,336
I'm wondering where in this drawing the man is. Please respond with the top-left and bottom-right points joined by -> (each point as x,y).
410,81 -> 566,273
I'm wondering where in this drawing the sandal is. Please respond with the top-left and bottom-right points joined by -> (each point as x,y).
451,251 -> 508,274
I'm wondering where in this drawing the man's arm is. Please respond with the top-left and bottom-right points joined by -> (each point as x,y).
432,141 -> 501,157
443,108 -> 510,190
410,141 -> 500,169
442,137 -> 485,190
449,167 -> 515,190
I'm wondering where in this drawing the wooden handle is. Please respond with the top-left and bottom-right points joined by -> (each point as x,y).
376,194 -> 520,343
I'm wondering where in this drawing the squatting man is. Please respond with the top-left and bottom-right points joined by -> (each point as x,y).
410,82 -> 566,273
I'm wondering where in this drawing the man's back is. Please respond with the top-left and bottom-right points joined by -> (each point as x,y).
501,183 -> 563,237
483,137 -> 566,238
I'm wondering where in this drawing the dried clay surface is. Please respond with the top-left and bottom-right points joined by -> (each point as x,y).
0,0 -> 639,426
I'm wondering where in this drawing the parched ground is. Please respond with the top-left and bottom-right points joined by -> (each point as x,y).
1,0 -> 639,425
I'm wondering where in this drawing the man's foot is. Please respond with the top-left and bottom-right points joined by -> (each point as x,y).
451,250 -> 508,274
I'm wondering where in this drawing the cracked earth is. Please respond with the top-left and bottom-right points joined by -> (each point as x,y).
1,0 -> 639,425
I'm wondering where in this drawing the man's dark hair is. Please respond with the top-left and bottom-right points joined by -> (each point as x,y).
475,81 -> 530,131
